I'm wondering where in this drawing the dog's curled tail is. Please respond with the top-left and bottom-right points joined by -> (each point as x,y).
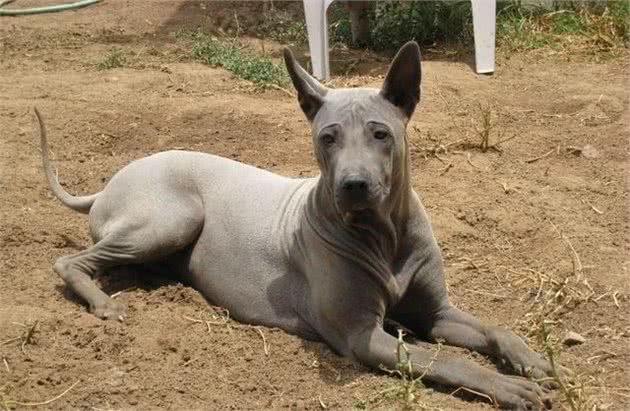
35,107 -> 99,214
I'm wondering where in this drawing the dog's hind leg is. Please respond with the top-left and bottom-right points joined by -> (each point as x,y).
54,238 -> 136,321
54,206 -> 203,321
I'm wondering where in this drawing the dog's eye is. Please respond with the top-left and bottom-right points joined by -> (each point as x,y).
374,130 -> 389,140
321,134 -> 335,146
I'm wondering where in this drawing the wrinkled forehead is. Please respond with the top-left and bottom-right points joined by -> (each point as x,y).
312,88 -> 407,135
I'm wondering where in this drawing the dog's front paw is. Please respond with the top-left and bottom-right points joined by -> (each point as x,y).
491,328 -> 563,386
91,300 -> 127,321
506,350 -> 553,381
488,373 -> 552,410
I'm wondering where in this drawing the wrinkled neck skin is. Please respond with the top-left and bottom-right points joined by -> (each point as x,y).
303,134 -> 413,307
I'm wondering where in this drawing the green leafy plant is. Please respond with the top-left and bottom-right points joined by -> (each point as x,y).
97,47 -> 125,70
329,1 -> 473,50
355,330 -> 443,411
258,10 -> 307,44
496,0 -> 629,51
325,0 -> 628,53
190,32 -> 288,88
539,321 -> 591,411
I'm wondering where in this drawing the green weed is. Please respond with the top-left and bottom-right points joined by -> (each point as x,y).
496,0 -> 629,51
190,32 -> 288,88
258,10 -> 307,45
539,321 -> 592,411
355,330 -> 443,411
235,1 -> 627,62
97,47 -> 125,70
329,1 -> 473,50
325,1 -> 629,53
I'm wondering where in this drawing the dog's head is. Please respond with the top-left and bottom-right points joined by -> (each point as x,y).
284,42 -> 421,225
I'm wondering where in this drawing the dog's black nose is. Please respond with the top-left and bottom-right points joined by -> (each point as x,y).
341,177 -> 369,205
342,178 -> 368,193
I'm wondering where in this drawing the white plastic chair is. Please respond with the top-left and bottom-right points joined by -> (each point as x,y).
303,0 -> 496,79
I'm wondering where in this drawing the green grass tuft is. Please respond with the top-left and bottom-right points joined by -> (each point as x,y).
497,0 -> 629,51
257,11 -> 307,45
328,0 -> 473,51
550,12 -> 586,34
97,47 -> 125,70
253,1 -> 628,57
497,13 -> 553,51
190,32 -> 288,88
327,0 -> 629,53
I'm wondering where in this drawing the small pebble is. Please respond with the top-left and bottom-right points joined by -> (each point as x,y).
562,331 -> 586,346
581,144 -> 599,159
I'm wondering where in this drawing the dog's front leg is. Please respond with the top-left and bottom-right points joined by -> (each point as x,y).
427,305 -> 558,382
348,324 -> 551,409
393,224 -> 559,386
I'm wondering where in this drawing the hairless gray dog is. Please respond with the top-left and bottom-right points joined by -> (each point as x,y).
35,42 -> 557,409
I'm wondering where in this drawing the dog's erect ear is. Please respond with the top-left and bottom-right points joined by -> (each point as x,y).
283,48 -> 327,121
380,41 -> 422,119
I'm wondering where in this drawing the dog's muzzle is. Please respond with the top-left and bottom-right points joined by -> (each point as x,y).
335,175 -> 382,216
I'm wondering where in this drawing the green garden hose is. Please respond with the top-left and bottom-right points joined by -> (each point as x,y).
0,0 -> 102,16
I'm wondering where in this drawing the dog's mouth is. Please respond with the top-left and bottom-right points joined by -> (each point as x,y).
341,208 -> 378,228
336,191 -> 386,228
337,198 -> 370,216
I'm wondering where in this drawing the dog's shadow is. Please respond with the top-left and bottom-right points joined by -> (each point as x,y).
55,263 -> 177,309
298,339 -> 366,387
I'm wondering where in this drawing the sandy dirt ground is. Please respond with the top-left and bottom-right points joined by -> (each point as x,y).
1,1 -> 628,410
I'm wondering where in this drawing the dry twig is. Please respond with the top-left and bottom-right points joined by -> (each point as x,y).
450,386 -> 497,408
438,162 -> 453,176
549,221 -> 583,277
269,84 -> 295,98
612,291 -> 620,309
2,321 -> 39,355
7,380 -> 79,407
254,326 -> 269,356
525,148 -> 556,163
581,199 -> 603,215
183,309 -> 270,356
466,152 -> 480,170
465,289 -> 506,300
318,395 -> 327,410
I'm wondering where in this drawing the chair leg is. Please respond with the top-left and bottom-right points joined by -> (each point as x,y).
303,0 -> 326,79
471,0 -> 496,74
305,0 -> 495,77
303,0 -> 333,80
